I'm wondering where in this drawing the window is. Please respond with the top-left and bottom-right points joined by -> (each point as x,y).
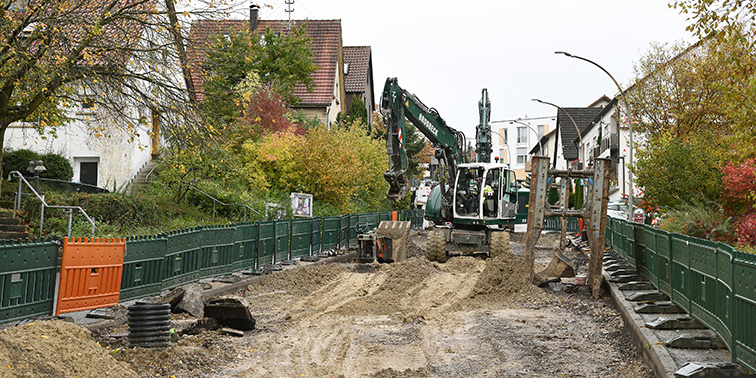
498,148 -> 504,163
344,62 -> 350,75
538,125 -> 545,139
499,128 -> 507,144
516,147 -> 527,165
517,127 -> 528,144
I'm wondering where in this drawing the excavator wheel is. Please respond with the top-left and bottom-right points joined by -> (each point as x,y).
427,229 -> 447,263
489,230 -> 510,258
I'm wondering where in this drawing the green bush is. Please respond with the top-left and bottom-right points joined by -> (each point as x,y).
2,149 -> 40,176
2,150 -> 73,181
40,153 -> 73,181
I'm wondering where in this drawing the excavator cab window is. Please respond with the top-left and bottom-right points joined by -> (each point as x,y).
483,168 -> 501,218
455,168 -> 482,217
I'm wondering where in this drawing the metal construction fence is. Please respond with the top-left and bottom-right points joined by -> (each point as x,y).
0,209 -> 424,324
606,216 -> 756,373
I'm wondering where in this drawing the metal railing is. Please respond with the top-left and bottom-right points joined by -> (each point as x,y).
184,185 -> 259,221
8,171 -> 95,238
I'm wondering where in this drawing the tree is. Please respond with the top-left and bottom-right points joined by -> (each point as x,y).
0,0 -> 243,192
625,35 -> 755,207
200,23 -> 317,129
671,0 -> 756,40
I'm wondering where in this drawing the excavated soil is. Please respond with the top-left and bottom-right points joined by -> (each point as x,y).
0,231 -> 651,378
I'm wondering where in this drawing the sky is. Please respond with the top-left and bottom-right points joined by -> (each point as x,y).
222,0 -> 695,139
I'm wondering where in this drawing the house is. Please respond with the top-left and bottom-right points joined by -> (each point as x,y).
491,115 -> 556,180
3,2 -> 172,191
186,6 -> 347,127
343,46 -> 375,120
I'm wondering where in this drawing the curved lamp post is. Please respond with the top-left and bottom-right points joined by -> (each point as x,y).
555,50 -> 634,212
531,99 -> 583,168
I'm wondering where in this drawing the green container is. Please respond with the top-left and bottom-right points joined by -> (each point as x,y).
257,221 -> 275,265
163,227 -> 203,290
290,218 -> 312,259
122,234 -> 166,301
0,238 -> 58,324
274,220 -> 290,263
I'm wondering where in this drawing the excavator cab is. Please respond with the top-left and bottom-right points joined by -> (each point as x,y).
453,163 -> 517,221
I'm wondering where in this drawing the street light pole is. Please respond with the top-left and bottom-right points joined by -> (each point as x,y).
555,51 -> 634,211
531,99 -> 583,168
487,130 -> 512,165
489,120 -> 544,165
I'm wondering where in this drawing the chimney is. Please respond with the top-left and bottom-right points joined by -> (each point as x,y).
249,4 -> 259,32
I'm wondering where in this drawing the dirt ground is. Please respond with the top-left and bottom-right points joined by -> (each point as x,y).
0,230 -> 652,378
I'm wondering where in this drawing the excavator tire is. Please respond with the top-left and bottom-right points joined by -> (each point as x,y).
489,230 -> 510,258
427,229 -> 447,263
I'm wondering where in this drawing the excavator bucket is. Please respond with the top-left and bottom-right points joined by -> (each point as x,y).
375,221 -> 411,263
384,171 -> 409,201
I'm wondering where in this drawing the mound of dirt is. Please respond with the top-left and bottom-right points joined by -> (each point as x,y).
463,252 -> 548,307
0,320 -> 136,378
333,257 -> 439,317
256,262 -> 346,295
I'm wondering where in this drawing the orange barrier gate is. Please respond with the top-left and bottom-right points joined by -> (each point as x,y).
391,211 -> 398,221
56,237 -> 125,316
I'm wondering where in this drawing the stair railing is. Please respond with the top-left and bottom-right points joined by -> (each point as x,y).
184,185 -> 259,221
8,171 -> 95,238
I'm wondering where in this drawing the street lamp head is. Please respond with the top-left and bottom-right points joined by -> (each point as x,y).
554,51 -> 574,58
26,161 -> 36,174
34,161 -> 46,173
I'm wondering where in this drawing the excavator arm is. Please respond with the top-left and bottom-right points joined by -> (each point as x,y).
476,89 -> 493,163
380,77 -> 467,201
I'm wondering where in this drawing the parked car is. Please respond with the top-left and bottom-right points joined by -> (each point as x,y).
606,202 -> 630,220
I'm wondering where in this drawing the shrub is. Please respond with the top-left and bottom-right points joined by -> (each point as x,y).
660,202 -> 737,245
2,149 -> 41,176
40,153 -> 73,181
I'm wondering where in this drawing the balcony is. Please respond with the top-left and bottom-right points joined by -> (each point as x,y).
600,133 -> 619,153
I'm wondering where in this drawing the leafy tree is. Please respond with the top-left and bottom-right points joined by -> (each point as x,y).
200,24 -> 317,128
0,0 -> 235,192
671,0 -> 756,40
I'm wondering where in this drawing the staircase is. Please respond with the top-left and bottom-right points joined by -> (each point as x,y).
128,160 -> 157,195
0,209 -> 30,240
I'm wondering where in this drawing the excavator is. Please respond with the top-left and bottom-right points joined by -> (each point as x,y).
377,77 -> 519,262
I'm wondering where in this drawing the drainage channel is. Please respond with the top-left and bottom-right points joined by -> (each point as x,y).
602,251 -> 754,378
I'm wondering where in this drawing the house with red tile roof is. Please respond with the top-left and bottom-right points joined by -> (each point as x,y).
186,7 -> 347,127
343,46 -> 375,120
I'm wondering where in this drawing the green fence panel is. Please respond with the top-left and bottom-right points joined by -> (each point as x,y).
641,226 -> 660,289
349,214 -> 360,248
0,239 -> 58,324
543,217 -> 581,234
733,250 -> 756,372
291,218 -> 312,259
656,228 -> 673,296
611,218 -> 623,254
688,239 -> 734,353
379,212 -> 391,223
634,224 -> 646,269
257,221 -> 275,266
311,217 -> 322,255
623,221 -> 637,268
322,216 -> 340,251
411,209 -> 424,229
233,223 -> 258,270
199,225 -> 236,278
339,215 -> 350,249
605,217 -> 612,248
670,234 -> 692,313
122,235 -> 166,302
274,220 -> 290,263
163,227 -> 203,290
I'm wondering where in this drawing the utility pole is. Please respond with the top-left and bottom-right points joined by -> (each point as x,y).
285,0 -> 295,22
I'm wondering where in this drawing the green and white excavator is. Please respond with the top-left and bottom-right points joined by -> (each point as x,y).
381,77 -> 519,262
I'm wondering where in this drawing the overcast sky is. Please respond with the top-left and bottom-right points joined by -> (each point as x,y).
226,1 -> 695,138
